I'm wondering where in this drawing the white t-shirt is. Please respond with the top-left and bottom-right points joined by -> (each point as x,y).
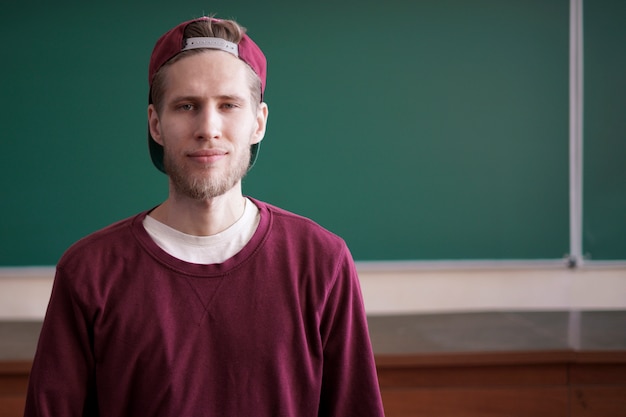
142,198 -> 260,264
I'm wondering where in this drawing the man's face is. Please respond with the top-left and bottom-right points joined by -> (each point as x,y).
148,50 -> 267,201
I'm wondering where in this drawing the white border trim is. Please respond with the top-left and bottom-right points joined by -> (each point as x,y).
355,259 -> 570,272
569,0 -> 584,266
358,267 -> 626,315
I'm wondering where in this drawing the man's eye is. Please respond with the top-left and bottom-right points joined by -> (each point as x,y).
178,104 -> 195,111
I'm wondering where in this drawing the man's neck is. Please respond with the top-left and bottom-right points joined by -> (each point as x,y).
149,185 -> 247,236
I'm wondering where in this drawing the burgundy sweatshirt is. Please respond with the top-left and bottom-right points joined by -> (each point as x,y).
24,199 -> 385,416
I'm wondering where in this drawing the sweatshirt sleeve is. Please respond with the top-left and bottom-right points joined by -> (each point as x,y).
24,265 -> 97,417
317,245 -> 386,416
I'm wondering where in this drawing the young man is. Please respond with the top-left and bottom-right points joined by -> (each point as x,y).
24,16 -> 385,417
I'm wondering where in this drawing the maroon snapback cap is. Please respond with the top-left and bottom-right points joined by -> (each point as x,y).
148,16 -> 267,173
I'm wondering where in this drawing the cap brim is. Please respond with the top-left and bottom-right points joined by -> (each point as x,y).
148,132 -> 167,173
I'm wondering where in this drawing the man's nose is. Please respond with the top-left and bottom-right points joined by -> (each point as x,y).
195,107 -> 222,140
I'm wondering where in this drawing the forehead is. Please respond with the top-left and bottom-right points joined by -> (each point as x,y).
161,50 -> 252,98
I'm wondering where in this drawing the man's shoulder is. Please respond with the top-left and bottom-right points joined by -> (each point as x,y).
252,198 -> 347,249
58,212 -> 146,267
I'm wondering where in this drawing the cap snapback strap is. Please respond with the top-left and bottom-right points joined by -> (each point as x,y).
182,37 -> 239,56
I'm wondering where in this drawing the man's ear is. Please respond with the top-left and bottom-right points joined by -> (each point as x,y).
148,104 -> 163,145
251,102 -> 269,145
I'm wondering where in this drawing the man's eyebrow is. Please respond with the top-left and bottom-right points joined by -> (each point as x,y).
168,94 -> 247,103
169,94 -> 193,101
215,94 -> 247,102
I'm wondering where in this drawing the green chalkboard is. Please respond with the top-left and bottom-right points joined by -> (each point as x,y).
583,0 -> 626,261
1,0 -> 574,265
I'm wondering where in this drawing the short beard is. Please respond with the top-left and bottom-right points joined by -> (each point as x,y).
163,146 -> 251,201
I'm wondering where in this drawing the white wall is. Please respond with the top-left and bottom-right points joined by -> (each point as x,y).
1,263 -> 625,320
